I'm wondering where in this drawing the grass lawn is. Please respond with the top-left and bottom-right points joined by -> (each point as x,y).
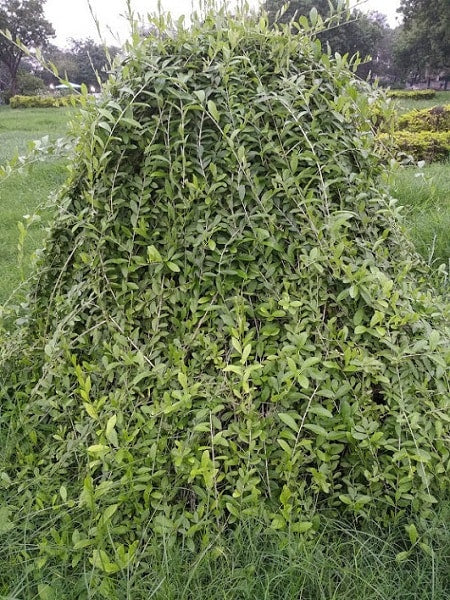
393,90 -> 450,114
390,161 -> 450,267
0,106 -> 74,303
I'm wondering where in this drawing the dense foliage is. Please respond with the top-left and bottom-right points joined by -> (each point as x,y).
0,11 -> 449,594
384,102 -> 450,162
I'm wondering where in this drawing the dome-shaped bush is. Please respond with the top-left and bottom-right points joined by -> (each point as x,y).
1,11 -> 448,583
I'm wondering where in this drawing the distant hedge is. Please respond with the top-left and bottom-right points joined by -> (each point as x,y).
9,94 -> 85,108
387,90 -> 436,100
398,104 -> 450,132
382,130 -> 450,161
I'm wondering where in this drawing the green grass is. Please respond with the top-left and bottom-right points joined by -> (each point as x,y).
2,506 -> 449,599
389,161 -> 450,268
0,107 -> 73,303
393,90 -> 450,114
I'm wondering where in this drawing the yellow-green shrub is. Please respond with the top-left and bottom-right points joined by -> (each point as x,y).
382,130 -> 450,161
397,104 -> 450,132
387,89 -> 436,100
9,94 -> 84,108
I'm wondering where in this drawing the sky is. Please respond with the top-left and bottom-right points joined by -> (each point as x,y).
44,0 -> 402,47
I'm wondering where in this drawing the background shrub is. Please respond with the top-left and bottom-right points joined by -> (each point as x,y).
397,104 -> 450,132
388,89 -> 436,100
384,130 -> 450,161
9,94 -> 84,108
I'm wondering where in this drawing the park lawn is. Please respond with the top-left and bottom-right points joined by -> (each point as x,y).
393,90 -> 450,114
390,161 -> 450,267
0,106 -> 74,303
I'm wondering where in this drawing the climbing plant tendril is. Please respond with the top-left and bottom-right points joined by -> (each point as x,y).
0,9 -> 449,590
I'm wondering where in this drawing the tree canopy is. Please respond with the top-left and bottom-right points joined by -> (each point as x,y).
395,0 -> 450,81
39,39 -> 119,89
0,0 -> 54,97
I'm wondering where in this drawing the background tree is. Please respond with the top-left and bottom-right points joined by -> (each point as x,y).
68,38 -> 119,88
264,1 -> 393,81
0,0 -> 54,98
39,39 -> 119,89
395,0 -> 450,85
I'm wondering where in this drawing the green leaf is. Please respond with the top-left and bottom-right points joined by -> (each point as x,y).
91,549 -> 121,574
271,515 -> 286,530
178,372 -> 188,389
292,521 -> 313,533
231,338 -> 242,354
83,403 -> 98,420
207,100 -> 220,121
297,374 -> 309,389
147,245 -> 163,262
395,551 -> 410,563
59,485 -> 67,503
405,523 -> 418,545
87,444 -> 109,454
38,584 -> 57,600
101,504 -> 119,524
277,438 -> 292,454
278,413 -> 298,432
241,343 -> 252,363
308,405 -> 333,419
194,89 -> 206,103
303,424 -> 328,437
166,261 -> 181,272
0,507 -> 14,535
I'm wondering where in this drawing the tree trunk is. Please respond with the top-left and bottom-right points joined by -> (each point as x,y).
9,73 -> 18,97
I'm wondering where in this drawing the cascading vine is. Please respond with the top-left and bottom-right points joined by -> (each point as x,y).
0,9 -> 448,583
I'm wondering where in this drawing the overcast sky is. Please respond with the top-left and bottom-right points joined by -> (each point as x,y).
44,0 -> 402,47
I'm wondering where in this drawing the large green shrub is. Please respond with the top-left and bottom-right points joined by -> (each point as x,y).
0,11 -> 448,594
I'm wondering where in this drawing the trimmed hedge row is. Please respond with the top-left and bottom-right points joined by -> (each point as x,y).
398,104 -> 450,132
9,94 -> 85,108
382,130 -> 450,161
388,89 -> 436,100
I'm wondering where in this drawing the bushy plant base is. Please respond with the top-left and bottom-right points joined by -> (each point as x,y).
2,510 -> 449,599
0,11 -> 449,588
